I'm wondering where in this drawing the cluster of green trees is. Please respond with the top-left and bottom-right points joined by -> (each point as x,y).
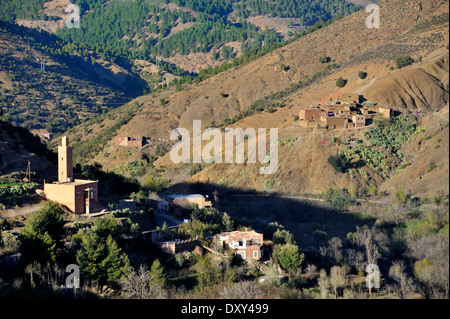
71,215 -> 142,289
0,21 -> 128,133
56,1 -> 281,64
177,207 -> 235,238
243,0 -> 360,19
18,203 -> 138,290
19,202 -> 66,264
395,55 -> 414,69
0,0 -> 48,21
0,0 -> 360,81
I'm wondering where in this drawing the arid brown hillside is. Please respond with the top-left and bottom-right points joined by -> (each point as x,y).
0,22 -> 147,132
360,54 -> 449,111
66,0 -> 449,197
379,105 -> 449,196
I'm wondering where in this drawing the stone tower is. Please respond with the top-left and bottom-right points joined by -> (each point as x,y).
58,136 -> 73,183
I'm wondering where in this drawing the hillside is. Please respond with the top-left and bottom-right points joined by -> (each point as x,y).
0,117 -> 56,183
0,0 -> 449,303
1,0 -> 363,75
62,0 -> 449,200
0,21 -> 149,133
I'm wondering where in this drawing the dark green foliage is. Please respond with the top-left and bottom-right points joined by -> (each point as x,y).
74,230 -> 130,289
328,152 -> 350,173
335,76 -> 346,87
323,188 -> 353,211
272,243 -> 304,273
19,202 -> 65,264
364,116 -> 416,154
395,55 -> 414,69
272,228 -> 295,245
189,163 -> 205,176
319,55 -> 330,63
358,71 -> 367,79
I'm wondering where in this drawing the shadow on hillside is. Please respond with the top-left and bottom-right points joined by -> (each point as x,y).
167,182 -> 376,251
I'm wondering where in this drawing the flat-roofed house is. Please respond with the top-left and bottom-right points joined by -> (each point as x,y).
116,136 -> 146,147
218,229 -> 264,260
299,109 -> 323,121
320,115 -> 347,130
352,114 -> 366,127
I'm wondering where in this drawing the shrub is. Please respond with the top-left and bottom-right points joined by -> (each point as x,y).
427,163 -> 437,173
328,152 -> 350,173
358,71 -> 367,79
189,163 -> 204,176
319,55 -> 330,63
336,77 -> 346,87
272,244 -> 305,273
395,55 -> 414,69
323,188 -> 353,211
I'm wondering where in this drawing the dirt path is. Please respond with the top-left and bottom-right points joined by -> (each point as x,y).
1,201 -> 46,218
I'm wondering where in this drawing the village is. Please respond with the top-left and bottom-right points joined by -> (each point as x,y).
297,94 -> 392,130
1,135 -> 271,271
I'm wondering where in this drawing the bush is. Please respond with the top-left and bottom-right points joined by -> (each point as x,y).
189,163 -> 205,176
323,188 -> 353,211
328,152 -> 350,173
335,77 -> 346,87
319,55 -> 330,63
358,71 -> 367,79
19,202 -> 65,264
395,55 -> 414,69
272,243 -> 305,273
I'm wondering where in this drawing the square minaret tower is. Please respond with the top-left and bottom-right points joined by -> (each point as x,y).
58,136 -> 73,183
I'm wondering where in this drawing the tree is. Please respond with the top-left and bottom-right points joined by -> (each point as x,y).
395,55 -> 414,69
335,76 -> 346,88
75,230 -> 130,290
272,228 -> 294,245
329,265 -> 348,298
323,188 -> 353,211
389,260 -> 415,299
272,243 -> 304,273
149,259 -> 167,288
328,237 -> 343,263
328,152 -> 349,173
358,71 -> 367,79
319,55 -> 329,63
222,212 -> 234,232
19,201 -> 65,264
318,269 -> 330,299
120,265 -> 167,299
196,255 -> 223,288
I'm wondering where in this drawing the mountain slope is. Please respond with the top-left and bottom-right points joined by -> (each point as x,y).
0,21 -> 146,132
360,54 -> 449,111
65,0 -> 449,197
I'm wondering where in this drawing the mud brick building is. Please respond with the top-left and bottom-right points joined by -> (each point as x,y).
43,136 -> 100,214
115,136 -> 146,147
